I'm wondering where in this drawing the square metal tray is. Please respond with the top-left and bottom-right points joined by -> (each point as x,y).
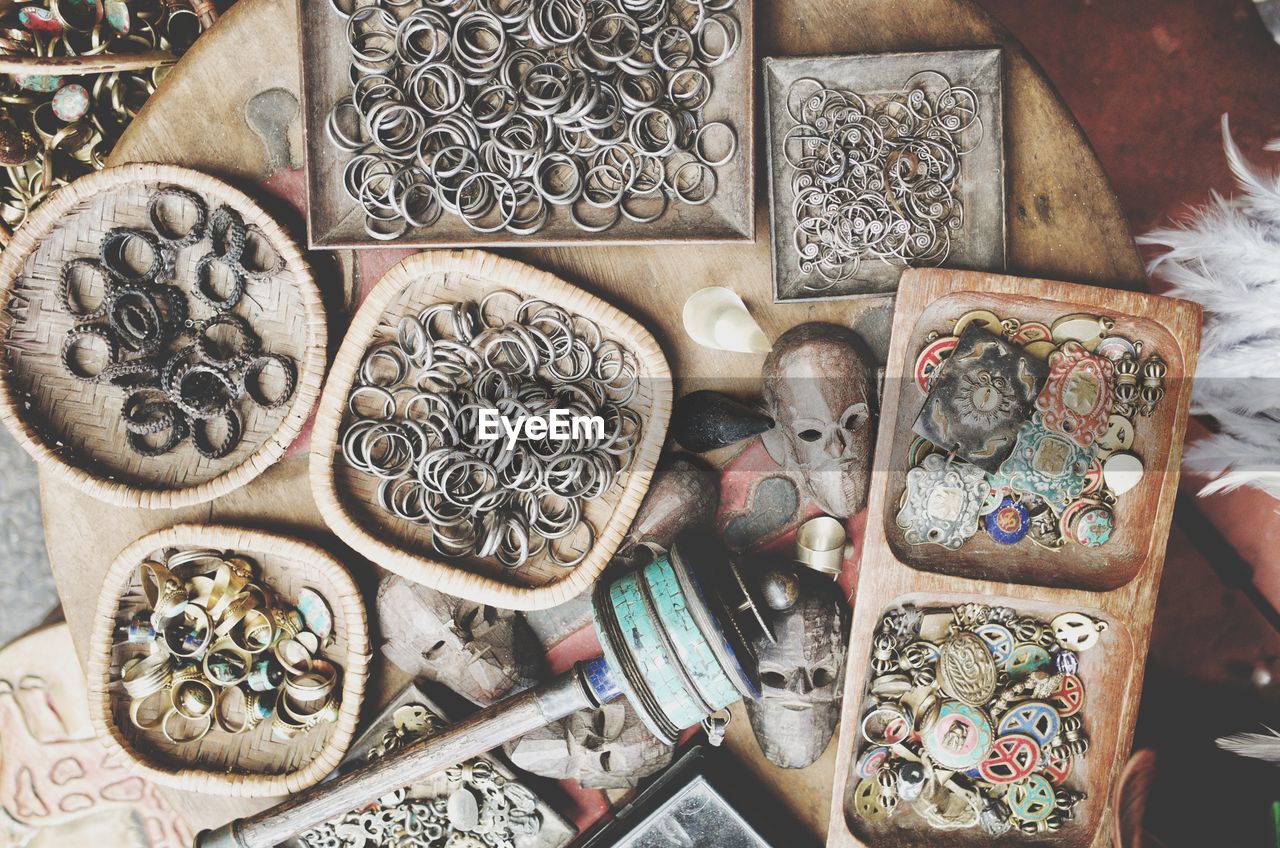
763,49 -> 1006,302
296,1 -> 755,249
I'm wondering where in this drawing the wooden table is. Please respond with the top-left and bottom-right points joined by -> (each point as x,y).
36,0 -> 1146,841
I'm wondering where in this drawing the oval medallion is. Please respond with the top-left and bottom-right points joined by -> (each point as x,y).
938,631 -> 998,706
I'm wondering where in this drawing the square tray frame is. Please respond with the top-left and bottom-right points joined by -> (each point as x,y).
764,49 -> 1006,302
296,0 -> 756,249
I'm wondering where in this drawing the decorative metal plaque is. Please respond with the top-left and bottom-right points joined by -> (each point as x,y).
912,324 -> 1048,472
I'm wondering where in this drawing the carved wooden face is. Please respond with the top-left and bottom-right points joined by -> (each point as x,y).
503,702 -> 674,790
746,574 -> 847,769
761,323 -> 875,518
377,577 -> 541,706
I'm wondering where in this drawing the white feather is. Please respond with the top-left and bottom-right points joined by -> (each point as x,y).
1217,726 -> 1280,765
1143,115 -> 1280,501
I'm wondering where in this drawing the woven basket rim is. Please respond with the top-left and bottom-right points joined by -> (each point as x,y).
84,523 -> 370,797
0,162 -> 328,509
309,249 -> 673,610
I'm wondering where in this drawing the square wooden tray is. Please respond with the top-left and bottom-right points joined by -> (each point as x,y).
295,1 -> 755,249
763,50 -> 1006,302
825,269 -> 1202,848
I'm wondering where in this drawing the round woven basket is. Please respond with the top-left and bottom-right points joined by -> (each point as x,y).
310,249 -> 673,611
0,163 -> 327,509
85,524 -> 370,797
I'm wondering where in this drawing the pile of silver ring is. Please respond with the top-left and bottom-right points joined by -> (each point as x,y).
783,71 -> 982,290
340,292 -> 642,570
326,0 -> 742,239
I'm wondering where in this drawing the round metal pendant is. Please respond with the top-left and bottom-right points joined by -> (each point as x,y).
1097,413 -> 1135,459
1096,335 -> 1137,361
52,84 -> 90,122
978,732 -> 1042,784
19,6 -> 63,32
1013,322 -> 1053,345
856,746 -> 890,779
975,623 -> 1015,665
1043,750 -> 1073,785
851,777 -> 893,822
914,335 -> 958,393
938,631 -> 999,706
984,497 -> 1030,544
953,309 -> 1001,338
978,480 -> 1007,515
1052,673 -> 1086,717
1071,502 -> 1115,547
996,700 -> 1061,746
1006,643 -> 1052,677
922,700 -> 993,770
1051,313 -> 1114,350
1007,774 -> 1056,823
1051,611 -> 1107,651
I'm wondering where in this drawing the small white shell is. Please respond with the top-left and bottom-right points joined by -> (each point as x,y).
1103,452 -> 1144,496
682,287 -> 771,354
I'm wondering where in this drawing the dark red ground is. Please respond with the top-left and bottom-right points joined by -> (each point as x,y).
975,3 -> 1280,844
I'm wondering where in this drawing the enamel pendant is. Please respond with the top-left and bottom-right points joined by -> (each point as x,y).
896,453 -> 991,550
991,414 -> 1096,507
1035,341 -> 1115,446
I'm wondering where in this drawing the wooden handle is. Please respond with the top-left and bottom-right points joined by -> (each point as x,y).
0,51 -> 177,76
195,669 -> 601,848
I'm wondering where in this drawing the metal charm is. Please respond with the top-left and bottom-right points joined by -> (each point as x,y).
921,700 -> 993,770
984,497 -> 1030,544
896,453 -> 991,549
1050,612 -> 1107,652
1051,674 -> 1085,717
913,325 -> 1048,471
996,700 -> 1061,746
937,631 -> 998,706
976,623 -> 1015,665
914,336 -> 958,393
1007,773 -> 1056,823
992,414 -> 1095,507
1006,643 -> 1052,677
851,777 -> 893,822
1034,340 -> 1115,446
978,732 -> 1042,784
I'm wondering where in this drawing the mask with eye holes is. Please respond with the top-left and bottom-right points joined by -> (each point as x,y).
503,701 -> 674,789
747,569 -> 848,769
376,575 -> 542,707
761,323 -> 876,518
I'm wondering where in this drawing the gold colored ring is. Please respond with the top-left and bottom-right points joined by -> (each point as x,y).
214,686 -> 250,734
129,688 -> 169,731
162,707 -> 212,744
170,677 -> 214,720
273,638 -> 310,675
202,639 -> 251,687
164,605 -> 212,658
234,609 -> 275,654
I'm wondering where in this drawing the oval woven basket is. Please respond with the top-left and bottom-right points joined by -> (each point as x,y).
310,249 -> 673,610
0,163 -> 327,509
85,524 -> 370,797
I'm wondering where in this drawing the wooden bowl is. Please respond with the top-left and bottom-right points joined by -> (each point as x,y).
86,524 -> 370,797
844,591 -> 1130,848
309,249 -> 672,610
883,288 -> 1194,592
825,269 -> 1202,848
0,163 -> 327,509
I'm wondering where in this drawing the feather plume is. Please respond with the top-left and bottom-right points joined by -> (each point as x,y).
1216,725 -> 1280,764
1141,115 -> 1280,500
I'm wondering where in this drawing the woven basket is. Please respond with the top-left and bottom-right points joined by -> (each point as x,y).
0,163 -> 327,509
310,249 -> 672,611
85,524 -> 370,797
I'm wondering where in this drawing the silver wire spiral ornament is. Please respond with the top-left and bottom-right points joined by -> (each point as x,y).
326,0 -> 742,239
782,71 -> 983,291
340,293 -> 643,571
